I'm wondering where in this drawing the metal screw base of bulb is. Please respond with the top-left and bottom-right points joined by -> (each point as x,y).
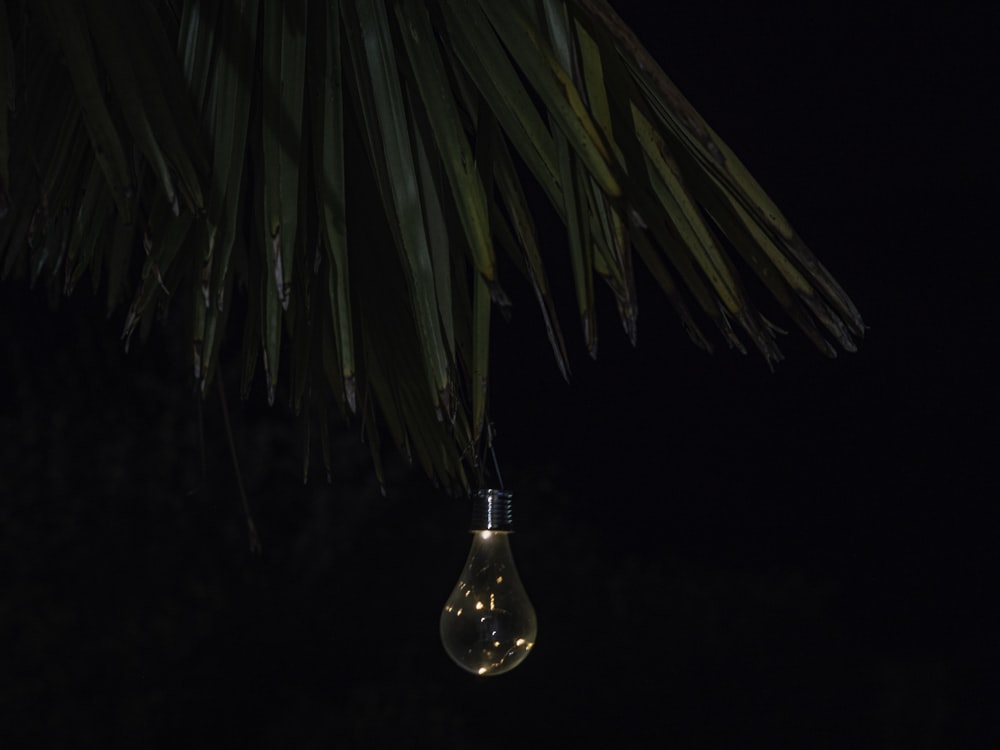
470,488 -> 514,532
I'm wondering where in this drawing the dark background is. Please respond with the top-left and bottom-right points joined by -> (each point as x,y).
2,2 -> 995,747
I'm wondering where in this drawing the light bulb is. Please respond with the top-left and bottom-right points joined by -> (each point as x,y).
440,489 -> 537,676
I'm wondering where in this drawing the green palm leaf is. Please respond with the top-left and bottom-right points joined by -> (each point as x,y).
0,0 -> 863,490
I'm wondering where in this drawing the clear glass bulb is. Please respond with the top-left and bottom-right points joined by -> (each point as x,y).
440,492 -> 537,676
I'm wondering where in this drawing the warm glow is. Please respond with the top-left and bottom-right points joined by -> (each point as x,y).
439,491 -> 537,677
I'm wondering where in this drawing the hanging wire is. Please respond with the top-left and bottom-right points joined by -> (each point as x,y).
216,367 -> 262,554
487,422 -> 505,491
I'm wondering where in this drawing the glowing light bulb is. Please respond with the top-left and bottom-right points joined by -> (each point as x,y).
440,489 -> 537,676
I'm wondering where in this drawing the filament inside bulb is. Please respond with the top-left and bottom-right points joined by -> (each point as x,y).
439,528 -> 537,676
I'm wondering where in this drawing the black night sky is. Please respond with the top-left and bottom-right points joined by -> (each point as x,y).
2,2 -> 995,747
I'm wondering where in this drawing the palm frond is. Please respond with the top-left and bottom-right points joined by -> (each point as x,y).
0,0 -> 864,492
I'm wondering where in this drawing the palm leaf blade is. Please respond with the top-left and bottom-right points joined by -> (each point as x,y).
0,4 -> 14,212
395,0 -> 497,291
37,1 -> 133,221
477,0 -> 621,199
343,0 -> 451,415
439,0 -> 563,210
308,0 -> 356,412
